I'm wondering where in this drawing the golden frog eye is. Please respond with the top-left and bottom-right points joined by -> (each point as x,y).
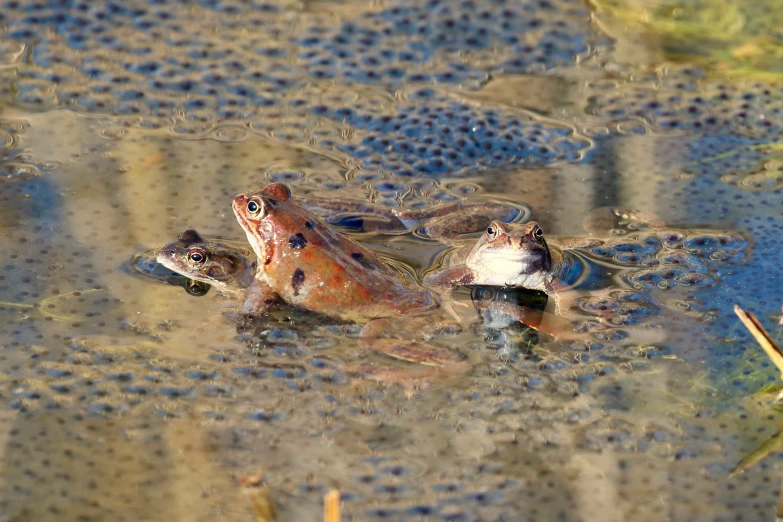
187,248 -> 207,266
534,226 -> 544,241
247,197 -> 266,218
486,226 -> 497,238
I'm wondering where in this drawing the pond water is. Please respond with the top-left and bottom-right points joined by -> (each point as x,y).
1,0 -> 782,520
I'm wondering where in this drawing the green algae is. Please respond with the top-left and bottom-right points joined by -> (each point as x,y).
590,0 -> 783,79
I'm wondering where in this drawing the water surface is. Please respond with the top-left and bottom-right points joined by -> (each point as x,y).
0,1 -> 782,520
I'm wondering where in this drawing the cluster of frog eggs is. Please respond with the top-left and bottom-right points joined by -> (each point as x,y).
314,93 -> 591,178
0,119 -> 50,183
294,0 -> 590,86
586,68 -> 783,138
0,0 -> 595,178
569,227 -> 749,330
586,228 -> 748,290
584,69 -> 783,191
268,167 -> 487,208
678,135 -> 783,193
2,0 -> 591,90
1,408 -> 774,522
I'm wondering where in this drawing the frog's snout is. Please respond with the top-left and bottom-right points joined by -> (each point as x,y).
156,247 -> 176,269
232,193 -> 249,207
232,193 -> 251,216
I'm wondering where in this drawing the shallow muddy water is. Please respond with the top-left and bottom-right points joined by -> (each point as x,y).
1,1 -> 782,521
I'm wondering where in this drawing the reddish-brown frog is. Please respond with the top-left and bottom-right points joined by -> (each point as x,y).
231,183 -> 437,320
231,183 -> 474,376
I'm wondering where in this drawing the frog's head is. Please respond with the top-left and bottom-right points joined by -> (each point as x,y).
465,220 -> 552,286
156,229 -> 248,288
232,183 -> 298,261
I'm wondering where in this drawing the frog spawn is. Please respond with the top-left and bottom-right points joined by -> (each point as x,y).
314,92 -> 592,179
585,67 -> 783,138
295,0 -> 594,87
577,228 -> 748,289
0,119 -> 48,183
552,228 -> 748,334
584,67 -> 783,192
0,0 -> 594,177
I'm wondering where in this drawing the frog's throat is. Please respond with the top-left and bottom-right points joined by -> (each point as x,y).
240,219 -> 274,267
471,251 -> 547,268
232,199 -> 269,265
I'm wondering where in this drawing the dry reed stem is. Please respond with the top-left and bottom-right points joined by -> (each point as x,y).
324,489 -> 340,522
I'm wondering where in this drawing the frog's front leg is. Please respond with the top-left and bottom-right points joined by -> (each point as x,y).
241,276 -> 280,314
423,267 -> 476,321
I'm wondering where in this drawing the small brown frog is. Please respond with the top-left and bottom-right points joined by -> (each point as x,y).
423,220 -> 580,318
157,230 -> 256,295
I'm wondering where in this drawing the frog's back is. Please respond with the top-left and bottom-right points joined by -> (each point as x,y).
263,201 -> 435,320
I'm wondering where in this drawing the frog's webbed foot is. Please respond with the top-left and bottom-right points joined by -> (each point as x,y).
438,296 -> 471,322
425,285 -> 471,322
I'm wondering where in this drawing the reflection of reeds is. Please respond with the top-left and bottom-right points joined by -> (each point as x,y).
324,489 -> 340,522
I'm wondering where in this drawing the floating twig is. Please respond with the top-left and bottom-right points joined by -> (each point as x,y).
734,305 -> 783,384
731,306 -> 783,478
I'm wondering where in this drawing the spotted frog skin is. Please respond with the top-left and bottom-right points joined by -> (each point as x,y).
156,230 -> 256,293
232,183 -> 436,320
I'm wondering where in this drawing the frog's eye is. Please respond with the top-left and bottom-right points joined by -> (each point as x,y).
533,226 -> 544,241
486,226 -> 499,239
187,248 -> 207,266
247,197 -> 266,218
